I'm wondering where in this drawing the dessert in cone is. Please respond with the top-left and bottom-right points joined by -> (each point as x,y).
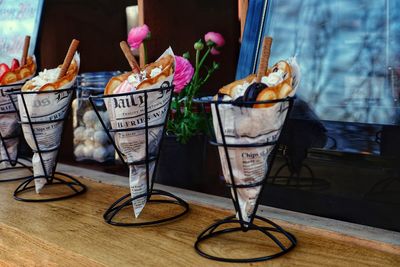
0,56 -> 36,85
103,46 -> 175,218
211,37 -> 300,222
216,60 -> 296,107
18,40 -> 80,193
21,55 -> 79,91
0,36 -> 37,168
104,54 -> 174,95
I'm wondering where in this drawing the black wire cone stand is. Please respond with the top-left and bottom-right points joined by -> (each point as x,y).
0,84 -> 33,182
89,86 -> 189,227
7,87 -> 86,202
194,97 -> 297,263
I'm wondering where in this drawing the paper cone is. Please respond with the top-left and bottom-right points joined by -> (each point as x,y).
212,57 -> 300,223
17,53 -> 79,193
104,47 -> 175,218
0,57 -> 37,168
212,102 -> 290,222
105,83 -> 172,218
18,89 -> 73,192
0,84 -> 22,168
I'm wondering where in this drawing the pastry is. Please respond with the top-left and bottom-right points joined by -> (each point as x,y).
0,56 -> 36,85
216,60 -> 296,108
21,55 -> 79,91
104,54 -> 174,95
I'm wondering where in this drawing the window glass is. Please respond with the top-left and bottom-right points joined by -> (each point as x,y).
0,0 -> 43,64
263,0 -> 400,125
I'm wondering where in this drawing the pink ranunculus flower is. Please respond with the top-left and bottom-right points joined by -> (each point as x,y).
127,24 -> 150,49
204,32 -> 225,48
210,47 -> 221,55
173,56 -> 194,93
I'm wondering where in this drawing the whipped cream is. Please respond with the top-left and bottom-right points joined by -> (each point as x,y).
231,81 -> 250,100
114,66 -> 163,94
150,66 -> 162,78
261,69 -> 285,87
31,68 -> 61,89
127,71 -> 147,87
229,69 -> 286,100
114,71 -> 146,94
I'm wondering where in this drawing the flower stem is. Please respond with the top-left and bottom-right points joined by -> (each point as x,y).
198,47 -> 211,70
190,47 -> 211,99
195,49 -> 200,70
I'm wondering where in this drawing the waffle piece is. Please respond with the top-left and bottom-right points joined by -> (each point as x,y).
21,57 -> 79,91
104,54 -> 175,95
0,56 -> 36,85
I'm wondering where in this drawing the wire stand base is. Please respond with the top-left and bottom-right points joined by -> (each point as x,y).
195,215 -> 296,263
13,172 -> 87,202
103,189 -> 189,227
0,159 -> 32,182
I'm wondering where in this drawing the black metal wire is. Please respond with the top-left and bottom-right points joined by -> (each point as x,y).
7,87 -> 87,201
194,215 -> 297,263
13,172 -> 86,202
89,85 -> 189,226
193,97 -> 297,262
103,189 -> 189,226
0,85 -> 32,182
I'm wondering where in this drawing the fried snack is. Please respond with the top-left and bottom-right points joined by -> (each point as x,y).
104,72 -> 132,95
104,54 -> 175,95
254,89 -> 277,108
0,56 -> 36,85
270,61 -> 291,79
21,57 -> 79,91
217,60 -> 294,107
218,74 -> 256,97
254,60 -> 293,107
137,55 -> 174,89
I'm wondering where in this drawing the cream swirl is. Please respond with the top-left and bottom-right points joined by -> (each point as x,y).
150,66 -> 162,78
231,81 -> 250,100
261,69 -> 285,87
30,68 -> 61,90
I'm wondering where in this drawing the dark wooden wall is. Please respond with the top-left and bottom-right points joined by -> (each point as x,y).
36,0 -> 136,71
35,0 -> 136,162
139,0 -> 240,95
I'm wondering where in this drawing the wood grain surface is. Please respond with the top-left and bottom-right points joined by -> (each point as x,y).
0,171 -> 398,266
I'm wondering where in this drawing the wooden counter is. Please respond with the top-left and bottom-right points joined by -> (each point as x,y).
0,168 -> 399,266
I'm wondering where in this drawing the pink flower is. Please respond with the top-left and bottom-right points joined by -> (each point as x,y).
173,56 -> 194,93
127,24 -> 150,49
204,32 -> 225,48
210,47 -> 221,55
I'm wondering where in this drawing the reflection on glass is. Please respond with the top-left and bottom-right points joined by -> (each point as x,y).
263,0 -> 400,125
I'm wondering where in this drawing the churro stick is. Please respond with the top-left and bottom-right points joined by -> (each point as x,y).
120,41 -> 140,73
20,36 -> 31,66
256,37 -> 273,83
58,39 -> 80,79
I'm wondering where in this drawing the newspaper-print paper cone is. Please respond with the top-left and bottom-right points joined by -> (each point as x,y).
0,58 -> 36,169
105,48 -> 174,218
212,102 -> 290,222
0,84 -> 22,168
18,53 -> 79,193
212,57 -> 299,223
19,89 -> 73,193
